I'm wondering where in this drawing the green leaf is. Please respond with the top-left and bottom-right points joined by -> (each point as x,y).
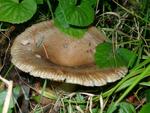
64,3 -> 94,26
55,0 -> 94,27
58,25 -> 87,38
95,43 -> 126,68
118,102 -> 136,113
54,5 -> 87,38
10,85 -> 21,108
0,0 -> 37,24
54,5 -> 70,28
117,48 -> 137,68
58,0 -> 77,7
140,81 -> 150,86
82,0 -> 97,7
54,0 -> 94,38
106,102 -> 117,113
0,85 -> 20,111
75,93 -> 86,109
139,103 -> 150,113
145,89 -> 150,103
0,105 -> 12,113
92,107 -> 100,113
116,76 -> 137,92
75,93 -> 85,102
36,0 -> 44,4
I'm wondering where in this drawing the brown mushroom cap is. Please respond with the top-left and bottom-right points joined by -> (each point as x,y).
11,21 -> 128,86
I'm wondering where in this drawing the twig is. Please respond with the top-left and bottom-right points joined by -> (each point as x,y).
0,26 -> 15,72
42,44 -> 49,59
0,75 -> 13,113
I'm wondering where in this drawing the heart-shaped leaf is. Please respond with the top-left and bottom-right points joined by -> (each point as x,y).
54,5 -> 70,28
64,3 -> 94,26
117,48 -> 137,68
55,0 -> 94,27
0,0 -> 37,24
59,26 -> 87,38
95,42 -> 137,68
95,43 -> 126,68
54,0 -> 95,38
54,2 -> 87,38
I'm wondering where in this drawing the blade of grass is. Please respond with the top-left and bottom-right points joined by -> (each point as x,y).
46,0 -> 54,19
93,58 -> 150,102
115,64 -> 150,104
38,79 -> 47,103
0,76 -> 13,113
112,0 -> 150,24
3,64 -> 14,78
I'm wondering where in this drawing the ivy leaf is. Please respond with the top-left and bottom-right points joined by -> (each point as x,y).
95,43 -> 126,68
0,0 -> 37,24
117,48 -> 137,68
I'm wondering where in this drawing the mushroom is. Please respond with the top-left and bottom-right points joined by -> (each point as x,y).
11,21 -> 128,86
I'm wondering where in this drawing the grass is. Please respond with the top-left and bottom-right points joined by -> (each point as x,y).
0,0 -> 150,113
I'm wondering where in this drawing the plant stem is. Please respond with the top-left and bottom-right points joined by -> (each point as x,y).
4,64 -> 14,78
46,0 -> 54,19
38,79 -> 47,104
112,0 -> 150,24
115,64 -> 150,104
93,58 -> 150,102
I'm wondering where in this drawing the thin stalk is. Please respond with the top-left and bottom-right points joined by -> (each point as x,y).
38,79 -> 47,104
135,43 -> 143,66
4,64 -> 14,78
93,58 -> 150,102
46,0 -> 54,19
132,57 -> 150,71
116,64 -> 150,104
105,68 -> 145,95
112,0 -> 150,24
